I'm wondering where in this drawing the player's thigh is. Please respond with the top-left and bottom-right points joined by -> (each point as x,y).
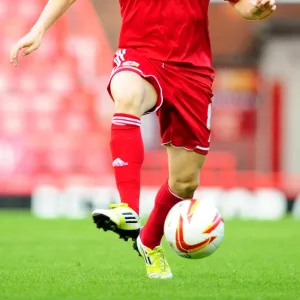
110,71 -> 158,116
167,145 -> 206,198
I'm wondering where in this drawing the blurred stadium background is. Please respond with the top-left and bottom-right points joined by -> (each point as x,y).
1,2 -> 300,299
0,0 -> 300,220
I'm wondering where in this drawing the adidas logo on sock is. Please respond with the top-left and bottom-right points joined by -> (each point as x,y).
112,158 -> 129,167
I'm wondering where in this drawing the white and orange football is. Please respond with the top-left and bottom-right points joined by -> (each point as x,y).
164,199 -> 224,259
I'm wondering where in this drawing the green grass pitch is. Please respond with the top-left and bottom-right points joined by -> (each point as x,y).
1,212 -> 300,300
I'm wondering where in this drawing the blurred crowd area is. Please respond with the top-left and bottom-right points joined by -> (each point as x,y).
0,0 -> 299,198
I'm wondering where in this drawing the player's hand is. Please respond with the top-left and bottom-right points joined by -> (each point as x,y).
250,0 -> 276,19
10,29 -> 44,67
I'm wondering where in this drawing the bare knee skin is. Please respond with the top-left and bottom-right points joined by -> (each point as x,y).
167,146 -> 206,198
110,71 -> 158,117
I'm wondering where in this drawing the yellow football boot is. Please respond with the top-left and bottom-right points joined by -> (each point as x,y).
92,203 -> 140,241
135,235 -> 173,279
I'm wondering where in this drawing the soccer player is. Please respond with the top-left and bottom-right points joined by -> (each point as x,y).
10,0 -> 276,279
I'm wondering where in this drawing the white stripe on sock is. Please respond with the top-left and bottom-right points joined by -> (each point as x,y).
168,188 -> 190,200
113,116 -> 141,124
112,121 -> 125,126
112,120 -> 141,127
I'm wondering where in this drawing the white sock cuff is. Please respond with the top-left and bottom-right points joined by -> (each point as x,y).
112,116 -> 141,127
168,187 -> 191,200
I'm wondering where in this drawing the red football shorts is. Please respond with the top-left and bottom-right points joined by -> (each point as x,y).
108,49 -> 213,155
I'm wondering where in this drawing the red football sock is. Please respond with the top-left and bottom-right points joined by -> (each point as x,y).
110,113 -> 144,214
141,182 -> 191,249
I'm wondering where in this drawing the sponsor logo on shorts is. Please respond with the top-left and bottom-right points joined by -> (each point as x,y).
122,61 -> 140,68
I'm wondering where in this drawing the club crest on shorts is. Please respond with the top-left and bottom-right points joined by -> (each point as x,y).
122,61 -> 140,68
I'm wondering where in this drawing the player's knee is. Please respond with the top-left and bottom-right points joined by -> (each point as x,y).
113,88 -> 144,116
169,177 -> 199,199
111,71 -> 145,116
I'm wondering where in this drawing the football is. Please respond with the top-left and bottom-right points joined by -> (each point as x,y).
164,199 -> 224,259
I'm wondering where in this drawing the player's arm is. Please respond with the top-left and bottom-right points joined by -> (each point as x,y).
230,0 -> 276,20
10,0 -> 76,66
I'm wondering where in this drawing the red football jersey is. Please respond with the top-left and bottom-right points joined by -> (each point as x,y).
118,0 -> 218,79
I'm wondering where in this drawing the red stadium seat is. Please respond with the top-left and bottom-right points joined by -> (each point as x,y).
30,93 -> 62,113
203,152 -> 237,170
0,72 -> 13,93
17,0 -> 44,22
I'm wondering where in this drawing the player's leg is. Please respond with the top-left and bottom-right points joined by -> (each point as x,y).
135,69 -> 212,278
92,70 -> 158,241
136,146 -> 205,279
142,145 -> 205,247
110,70 -> 157,212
